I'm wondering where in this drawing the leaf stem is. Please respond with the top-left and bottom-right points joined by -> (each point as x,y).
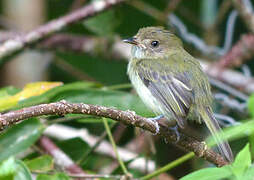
102,118 -> 130,176
77,122 -> 116,165
140,152 -> 194,180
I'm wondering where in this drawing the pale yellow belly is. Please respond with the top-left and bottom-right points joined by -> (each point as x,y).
127,63 -> 169,118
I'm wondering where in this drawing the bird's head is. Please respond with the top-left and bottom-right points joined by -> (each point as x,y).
123,26 -> 183,59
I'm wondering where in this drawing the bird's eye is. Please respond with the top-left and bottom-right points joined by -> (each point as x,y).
151,41 -> 159,47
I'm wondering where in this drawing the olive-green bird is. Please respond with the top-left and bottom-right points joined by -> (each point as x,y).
123,26 -> 233,162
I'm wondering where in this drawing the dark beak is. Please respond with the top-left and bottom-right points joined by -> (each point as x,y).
123,37 -> 138,45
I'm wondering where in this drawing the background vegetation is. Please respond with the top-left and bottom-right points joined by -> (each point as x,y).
0,0 -> 253,179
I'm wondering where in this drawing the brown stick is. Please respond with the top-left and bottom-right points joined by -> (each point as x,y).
216,34 -> 254,68
0,100 -> 228,167
39,136 -> 88,180
232,0 -> 254,33
0,0 -> 124,65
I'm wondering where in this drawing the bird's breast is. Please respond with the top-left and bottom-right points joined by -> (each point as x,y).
127,61 -> 163,115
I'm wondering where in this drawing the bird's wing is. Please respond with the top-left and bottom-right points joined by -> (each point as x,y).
137,60 -> 194,128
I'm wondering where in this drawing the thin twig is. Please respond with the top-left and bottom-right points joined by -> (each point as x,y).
214,0 -> 232,26
53,57 -> 96,81
163,0 -> 182,17
140,152 -> 194,180
103,118 -> 130,176
0,100 -> 229,167
232,0 -> 254,33
126,0 -> 165,22
216,34 -> 254,69
38,136 -> 87,179
39,34 -> 108,54
214,93 -> 247,112
76,122 -> 116,165
209,77 -> 248,101
0,0 -> 124,65
169,12 -> 237,57
44,124 -> 156,173
201,61 -> 254,94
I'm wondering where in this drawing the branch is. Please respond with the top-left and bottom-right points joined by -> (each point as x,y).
39,34 -> 108,54
39,34 -> 254,94
168,11 -> 237,57
201,61 -> 254,94
232,0 -> 254,33
38,136 -> 87,179
44,124 -> 156,173
0,0 -> 124,65
216,34 -> 254,68
0,100 -> 228,167
4,31 -> 254,94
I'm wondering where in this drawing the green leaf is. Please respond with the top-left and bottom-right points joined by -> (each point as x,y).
83,9 -> 119,36
0,157 -> 16,180
242,165 -> 254,180
0,157 -> 33,180
0,86 -> 20,99
0,118 -> 44,162
232,143 -> 251,178
55,52 -> 128,85
15,82 -> 98,109
51,88 -> 153,117
0,86 -> 20,113
248,94 -> 254,118
14,160 -> 32,180
0,82 -> 62,112
56,138 -> 90,162
207,120 -> 254,147
180,166 -> 232,180
36,173 -> 70,180
25,155 -> 54,172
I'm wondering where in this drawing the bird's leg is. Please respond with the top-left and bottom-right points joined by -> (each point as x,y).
147,115 -> 164,135
169,124 -> 181,142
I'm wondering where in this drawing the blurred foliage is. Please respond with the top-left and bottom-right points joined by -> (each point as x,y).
0,157 -> 33,180
0,82 -> 62,111
0,0 -> 254,179
55,52 -> 129,85
181,144 -> 254,180
24,155 -> 54,172
0,118 -> 44,162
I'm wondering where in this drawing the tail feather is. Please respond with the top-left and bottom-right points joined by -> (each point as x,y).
201,107 -> 234,162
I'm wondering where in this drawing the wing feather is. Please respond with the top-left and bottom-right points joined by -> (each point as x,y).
137,61 -> 194,128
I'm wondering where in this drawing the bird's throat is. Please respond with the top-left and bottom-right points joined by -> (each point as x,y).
131,46 -> 145,59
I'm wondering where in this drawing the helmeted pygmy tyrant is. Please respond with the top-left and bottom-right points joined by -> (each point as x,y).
123,26 -> 233,162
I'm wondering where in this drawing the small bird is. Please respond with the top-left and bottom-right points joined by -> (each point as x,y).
123,26 -> 233,162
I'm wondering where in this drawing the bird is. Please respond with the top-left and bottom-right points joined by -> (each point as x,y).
123,26 -> 233,162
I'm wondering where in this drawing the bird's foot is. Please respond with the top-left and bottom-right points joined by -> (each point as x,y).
147,115 -> 164,135
169,125 -> 181,143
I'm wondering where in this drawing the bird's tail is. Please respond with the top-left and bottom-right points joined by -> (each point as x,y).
200,107 -> 234,163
